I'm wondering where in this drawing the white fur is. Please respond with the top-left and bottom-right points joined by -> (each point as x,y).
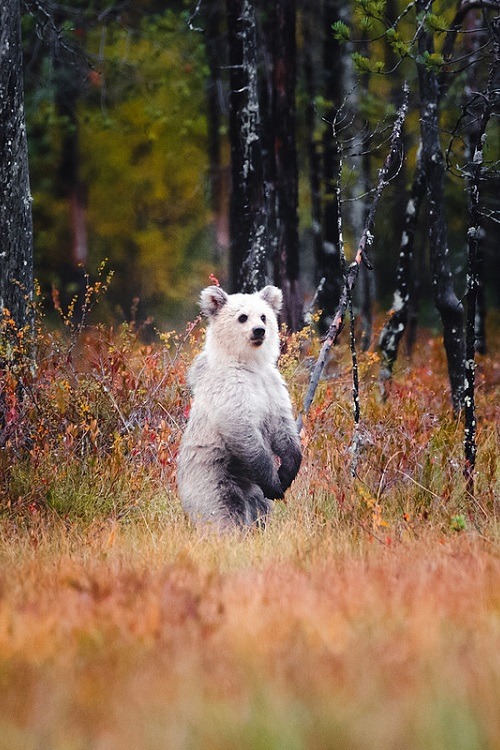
177,286 -> 302,529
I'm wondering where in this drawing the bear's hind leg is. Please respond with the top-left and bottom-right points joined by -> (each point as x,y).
241,481 -> 272,528
221,477 -> 271,528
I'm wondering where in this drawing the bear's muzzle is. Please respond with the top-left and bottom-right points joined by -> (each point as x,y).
251,327 -> 265,346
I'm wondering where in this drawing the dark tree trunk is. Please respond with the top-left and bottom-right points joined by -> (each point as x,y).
52,45 -> 88,319
317,0 -> 343,333
378,150 -> 426,388
204,0 -> 229,261
272,0 -> 302,330
301,2 -> 323,298
259,5 -> 279,294
0,0 -> 34,338
226,0 -> 268,293
55,74 -> 88,269
416,0 -> 465,413
463,8 -> 488,355
380,0 -> 491,384
463,17 -> 499,498
464,155 -> 480,500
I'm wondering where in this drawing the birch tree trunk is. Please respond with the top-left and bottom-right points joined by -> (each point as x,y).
0,0 -> 34,338
462,8 -> 488,355
226,0 -> 268,293
299,83 -> 409,430
416,0 -> 465,413
378,149 -> 426,389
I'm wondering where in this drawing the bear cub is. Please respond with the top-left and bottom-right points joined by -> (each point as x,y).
177,285 -> 302,529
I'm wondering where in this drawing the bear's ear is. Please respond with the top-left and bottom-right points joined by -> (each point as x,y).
259,285 -> 282,315
200,286 -> 228,317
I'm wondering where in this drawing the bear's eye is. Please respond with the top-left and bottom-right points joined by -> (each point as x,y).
238,314 -> 248,323
260,314 -> 266,323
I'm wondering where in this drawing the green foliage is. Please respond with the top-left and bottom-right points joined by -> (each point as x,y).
352,52 -> 384,75
352,52 -> 373,73
355,0 -> 386,20
418,50 -> 445,72
424,12 -> 448,35
26,8 -> 213,322
385,28 -> 410,58
450,514 -> 467,532
81,12 -> 211,316
331,20 -> 351,44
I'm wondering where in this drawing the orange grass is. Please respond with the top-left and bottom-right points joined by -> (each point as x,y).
0,309 -> 499,748
0,520 -> 499,750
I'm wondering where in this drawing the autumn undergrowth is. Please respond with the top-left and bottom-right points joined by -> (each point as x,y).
0,289 -> 499,749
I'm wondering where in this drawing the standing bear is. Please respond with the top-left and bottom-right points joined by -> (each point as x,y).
177,285 -> 302,529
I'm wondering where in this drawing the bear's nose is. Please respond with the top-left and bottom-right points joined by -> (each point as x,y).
252,327 -> 265,339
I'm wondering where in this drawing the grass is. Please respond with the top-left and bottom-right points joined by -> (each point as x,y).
0,516 -> 498,749
0,308 -> 499,748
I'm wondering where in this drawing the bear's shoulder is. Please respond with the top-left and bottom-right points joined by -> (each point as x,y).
187,352 -> 207,392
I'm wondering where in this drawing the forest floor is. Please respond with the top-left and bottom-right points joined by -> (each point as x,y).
0,314 -> 499,749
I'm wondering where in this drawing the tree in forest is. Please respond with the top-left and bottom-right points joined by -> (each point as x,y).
226,0 -> 268,293
301,0 -> 499,507
378,151 -> 426,389
301,0 -> 323,301
270,0 -> 302,330
415,0 -> 466,414
225,0 -> 302,328
203,0 -> 229,261
462,15 -> 499,497
300,82 -> 410,436
0,0 -> 34,342
16,2 -> 212,323
22,1 -> 110,308
52,24 -> 89,270
375,0 -> 499,412
316,0 -> 345,333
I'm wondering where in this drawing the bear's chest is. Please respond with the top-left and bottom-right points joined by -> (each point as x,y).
230,367 -> 276,417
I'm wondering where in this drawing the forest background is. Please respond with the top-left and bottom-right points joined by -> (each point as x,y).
0,1 -> 499,748
20,0 -> 500,329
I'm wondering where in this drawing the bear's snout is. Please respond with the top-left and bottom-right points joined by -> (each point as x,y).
251,326 -> 266,345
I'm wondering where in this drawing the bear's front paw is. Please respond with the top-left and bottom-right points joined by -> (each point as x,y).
261,477 -> 284,500
278,447 -> 302,491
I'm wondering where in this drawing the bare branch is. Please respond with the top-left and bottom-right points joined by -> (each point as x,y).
298,82 -> 410,432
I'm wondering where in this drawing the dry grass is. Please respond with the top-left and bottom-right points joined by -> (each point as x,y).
0,515 -> 499,750
0,310 -> 499,748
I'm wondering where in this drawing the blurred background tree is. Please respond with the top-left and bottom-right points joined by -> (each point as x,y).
24,0 -> 211,325
1,0 -> 34,339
